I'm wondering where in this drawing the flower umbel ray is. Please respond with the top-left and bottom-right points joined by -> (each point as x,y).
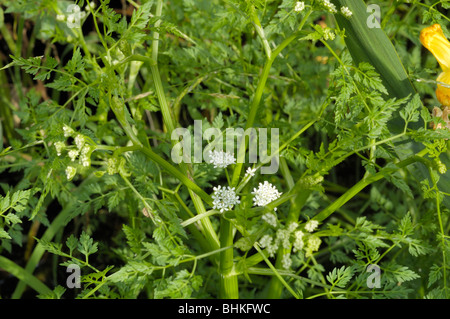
420,24 -> 450,106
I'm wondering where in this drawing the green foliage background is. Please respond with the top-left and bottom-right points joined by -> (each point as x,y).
1,0 -> 450,299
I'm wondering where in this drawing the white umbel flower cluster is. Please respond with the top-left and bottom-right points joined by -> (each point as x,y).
68,149 -> 79,161
54,141 -> 65,156
341,6 -> 353,18
320,0 -> 337,13
305,236 -> 322,257
80,145 -> 92,167
281,254 -> 292,270
63,125 -> 75,137
107,158 -> 119,175
212,186 -> 240,213
58,125 -> 95,180
294,1 -> 305,12
262,213 -> 277,227
252,181 -> 282,210
85,2 -> 96,11
276,228 -> 291,250
258,222 -> 303,268
304,220 -> 319,232
207,150 -> 236,169
259,234 -> 273,248
74,134 -> 85,150
293,230 -> 305,252
65,166 -> 77,181
323,28 -> 336,41
258,219 -> 322,264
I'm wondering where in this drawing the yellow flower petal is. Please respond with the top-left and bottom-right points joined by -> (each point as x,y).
436,71 -> 450,106
420,24 -> 450,72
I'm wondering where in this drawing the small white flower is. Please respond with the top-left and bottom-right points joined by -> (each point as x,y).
54,141 -> 65,156
79,145 -> 93,167
211,185 -> 240,212
340,6 -> 353,18
321,0 -> 337,13
275,229 -> 291,249
287,222 -> 298,233
252,181 -> 282,209
80,155 -> 90,167
207,150 -> 236,168
67,15 -> 77,25
305,236 -> 322,257
293,230 -> 305,252
305,220 -> 319,232
74,134 -> 85,150
56,14 -> 66,21
323,28 -> 336,41
245,166 -> 257,178
81,145 -> 91,156
267,243 -> 278,257
262,212 -> 277,227
68,149 -> 79,161
85,2 -> 96,11
294,1 -> 305,12
281,254 -> 292,270
259,234 -> 273,249
63,125 -> 74,137
65,166 -> 77,180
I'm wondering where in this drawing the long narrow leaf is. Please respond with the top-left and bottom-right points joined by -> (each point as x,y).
0,256 -> 52,296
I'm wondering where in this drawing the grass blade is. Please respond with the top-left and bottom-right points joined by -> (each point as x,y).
0,255 -> 52,296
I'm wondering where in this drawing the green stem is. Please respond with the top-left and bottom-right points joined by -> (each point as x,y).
253,243 -> 300,299
181,209 -> 218,228
313,149 -> 429,223
231,9 -> 312,186
138,146 -> 213,206
144,8 -> 220,258
250,6 -> 272,59
152,0 -> 163,63
151,64 -> 176,134
219,218 -> 239,298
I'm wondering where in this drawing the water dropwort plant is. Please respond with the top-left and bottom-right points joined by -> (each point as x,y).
1,0 -> 450,300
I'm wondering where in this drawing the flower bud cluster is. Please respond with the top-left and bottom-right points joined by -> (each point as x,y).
56,125 -> 94,180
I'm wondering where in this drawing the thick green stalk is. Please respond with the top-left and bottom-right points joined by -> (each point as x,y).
219,218 -> 239,298
150,63 -> 176,135
146,1 -> 220,253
